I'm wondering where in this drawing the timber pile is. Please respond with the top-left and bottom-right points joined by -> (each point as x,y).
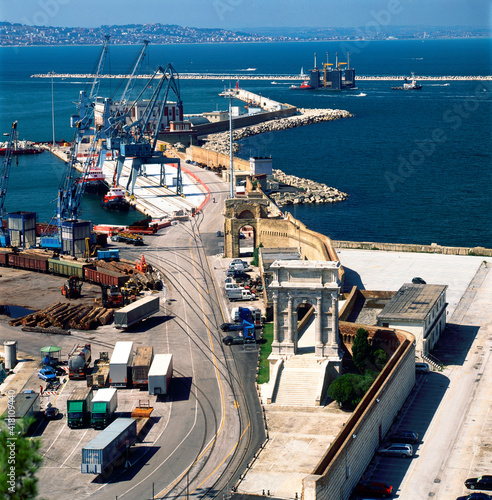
94,258 -> 162,291
9,302 -> 114,330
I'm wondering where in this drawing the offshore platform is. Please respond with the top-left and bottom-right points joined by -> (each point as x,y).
291,52 -> 356,90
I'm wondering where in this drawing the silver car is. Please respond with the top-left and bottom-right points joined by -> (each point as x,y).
377,443 -> 413,458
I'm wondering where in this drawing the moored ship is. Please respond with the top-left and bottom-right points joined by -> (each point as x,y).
101,186 -> 130,211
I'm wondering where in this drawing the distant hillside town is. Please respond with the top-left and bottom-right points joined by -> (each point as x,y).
0,22 -> 489,46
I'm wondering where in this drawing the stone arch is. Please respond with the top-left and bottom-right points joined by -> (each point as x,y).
269,260 -> 342,361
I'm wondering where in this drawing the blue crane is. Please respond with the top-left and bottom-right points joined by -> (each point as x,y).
0,121 -> 17,246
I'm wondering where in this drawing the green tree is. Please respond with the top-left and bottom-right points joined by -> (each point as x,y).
372,348 -> 389,368
352,327 -> 373,372
0,417 -> 43,500
328,371 -> 379,408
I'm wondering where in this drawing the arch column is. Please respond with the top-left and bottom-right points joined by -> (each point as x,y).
315,296 -> 323,346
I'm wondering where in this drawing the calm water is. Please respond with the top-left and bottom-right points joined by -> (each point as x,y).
0,39 -> 491,246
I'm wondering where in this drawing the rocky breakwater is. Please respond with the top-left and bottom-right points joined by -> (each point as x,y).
271,169 -> 349,207
202,107 -> 352,155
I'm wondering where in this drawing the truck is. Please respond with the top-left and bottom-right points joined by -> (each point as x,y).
68,343 -> 91,379
132,346 -> 154,388
148,354 -> 173,396
13,390 -> 40,426
109,341 -> 134,388
231,306 -> 262,328
87,352 -> 110,388
113,295 -> 160,329
81,418 -> 137,475
67,387 -> 94,428
226,288 -> 256,302
90,388 -> 118,429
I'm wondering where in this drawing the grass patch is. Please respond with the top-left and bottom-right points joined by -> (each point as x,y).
257,322 -> 273,385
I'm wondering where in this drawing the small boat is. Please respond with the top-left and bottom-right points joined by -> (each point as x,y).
101,186 -> 130,211
78,167 -> 109,194
392,73 -> 422,90
289,79 -> 314,90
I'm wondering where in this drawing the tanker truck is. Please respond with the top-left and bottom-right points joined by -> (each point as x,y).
68,343 -> 92,379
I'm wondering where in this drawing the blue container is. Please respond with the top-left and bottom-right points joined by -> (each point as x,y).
97,249 -> 120,260
81,418 -> 137,474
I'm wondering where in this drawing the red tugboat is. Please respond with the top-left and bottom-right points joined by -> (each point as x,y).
78,164 -> 109,194
101,185 -> 130,211
289,79 -> 314,90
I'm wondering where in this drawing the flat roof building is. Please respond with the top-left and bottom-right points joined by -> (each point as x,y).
377,283 -> 448,359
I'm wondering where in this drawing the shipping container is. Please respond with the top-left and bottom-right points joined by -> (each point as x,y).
96,249 -> 120,260
67,387 -> 94,428
109,341 -> 134,387
114,295 -> 160,329
48,257 -> 91,279
84,266 -> 129,288
91,388 -> 118,429
81,418 -> 137,475
131,346 -> 154,387
148,354 -> 173,396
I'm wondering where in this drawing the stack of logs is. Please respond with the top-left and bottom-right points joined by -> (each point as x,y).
95,259 -> 162,291
9,302 -> 114,332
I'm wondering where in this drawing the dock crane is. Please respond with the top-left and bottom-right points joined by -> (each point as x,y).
0,121 -> 17,246
107,63 -> 183,196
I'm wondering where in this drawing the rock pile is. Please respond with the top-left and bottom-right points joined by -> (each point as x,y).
202,107 -> 352,155
270,169 -> 349,207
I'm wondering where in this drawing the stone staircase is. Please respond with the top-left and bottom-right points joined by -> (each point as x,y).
273,355 -> 324,406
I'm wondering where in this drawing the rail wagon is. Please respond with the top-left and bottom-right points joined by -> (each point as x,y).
84,266 -> 130,288
8,252 -> 50,272
48,257 -> 91,279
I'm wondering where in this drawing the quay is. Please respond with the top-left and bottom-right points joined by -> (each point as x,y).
31,73 -> 492,81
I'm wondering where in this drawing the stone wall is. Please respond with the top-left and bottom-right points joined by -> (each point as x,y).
332,240 -> 492,257
302,331 -> 416,500
186,145 -> 250,171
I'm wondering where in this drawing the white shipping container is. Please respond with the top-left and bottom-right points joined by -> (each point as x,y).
109,341 -> 134,387
148,354 -> 173,396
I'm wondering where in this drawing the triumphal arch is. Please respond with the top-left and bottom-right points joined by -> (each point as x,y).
269,260 -> 341,360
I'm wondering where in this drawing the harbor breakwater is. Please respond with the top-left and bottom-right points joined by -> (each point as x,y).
202,108 -> 352,155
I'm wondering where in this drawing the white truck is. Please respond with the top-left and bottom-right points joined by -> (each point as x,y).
114,295 -> 160,329
109,341 -> 134,388
148,354 -> 173,396
226,288 -> 256,302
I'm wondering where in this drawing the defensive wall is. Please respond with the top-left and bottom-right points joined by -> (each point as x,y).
187,145 -> 250,171
332,239 -> 492,257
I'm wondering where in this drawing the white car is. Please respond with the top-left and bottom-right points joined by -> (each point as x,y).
377,443 -> 413,458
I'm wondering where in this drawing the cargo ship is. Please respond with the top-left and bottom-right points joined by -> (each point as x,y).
0,141 -> 44,155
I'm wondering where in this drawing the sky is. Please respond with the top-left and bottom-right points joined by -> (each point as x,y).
0,0 -> 490,29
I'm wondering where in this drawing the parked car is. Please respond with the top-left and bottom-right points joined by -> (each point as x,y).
44,406 -> 60,420
377,443 -> 413,458
457,494 -> 492,500
412,277 -> 427,284
388,430 -> 419,444
38,366 -> 57,381
231,258 -> 249,266
223,335 -> 256,346
226,270 -> 251,281
355,480 -> 393,497
465,476 -> 492,491
415,362 -> 431,373
220,322 -> 243,332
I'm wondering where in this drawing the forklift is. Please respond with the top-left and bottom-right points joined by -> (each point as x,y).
61,276 -> 82,299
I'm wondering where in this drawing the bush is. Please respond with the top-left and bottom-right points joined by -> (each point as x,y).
327,371 -> 379,408
352,327 -> 372,372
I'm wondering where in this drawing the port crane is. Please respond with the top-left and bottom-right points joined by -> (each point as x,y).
0,121 -> 17,246
107,63 -> 183,196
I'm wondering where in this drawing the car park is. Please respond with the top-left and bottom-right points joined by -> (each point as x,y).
415,362 -> 430,373
465,476 -> 492,491
220,322 -> 243,332
377,443 -> 413,458
44,406 -> 60,420
355,480 -> 393,497
222,334 -> 256,346
388,430 -> 419,444
38,366 -> 57,381
412,277 -> 426,284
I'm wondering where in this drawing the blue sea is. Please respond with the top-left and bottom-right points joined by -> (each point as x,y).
0,39 -> 491,247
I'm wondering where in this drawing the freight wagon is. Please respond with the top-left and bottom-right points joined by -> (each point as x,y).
48,257 -> 92,279
0,250 -> 9,266
81,418 -> 137,475
8,252 -> 50,272
84,266 -> 129,288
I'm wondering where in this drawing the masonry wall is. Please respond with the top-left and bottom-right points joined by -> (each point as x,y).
303,332 -> 416,500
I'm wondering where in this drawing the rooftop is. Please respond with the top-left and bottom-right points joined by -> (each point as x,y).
377,283 -> 448,322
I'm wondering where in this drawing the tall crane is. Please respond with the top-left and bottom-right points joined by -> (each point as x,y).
0,121 -> 17,246
108,63 -> 183,195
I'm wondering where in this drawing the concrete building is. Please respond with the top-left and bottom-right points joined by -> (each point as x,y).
376,283 -> 448,358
